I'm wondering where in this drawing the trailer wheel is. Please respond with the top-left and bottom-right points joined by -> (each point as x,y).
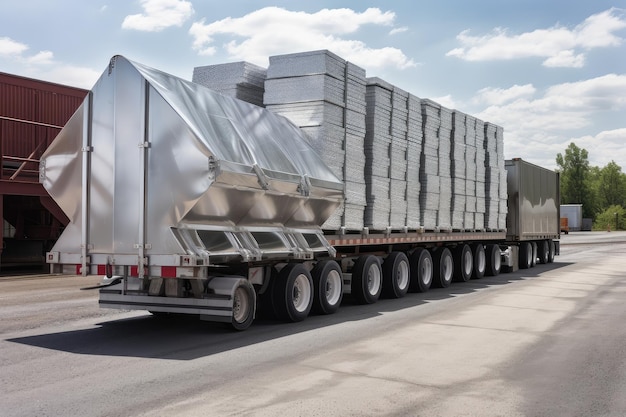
352,255 -> 382,304
538,240 -> 550,264
485,244 -> 501,276
431,247 -> 453,288
273,263 -> 313,322
471,244 -> 486,279
453,244 -> 473,282
408,248 -> 432,293
530,242 -> 538,267
382,252 -> 410,298
231,281 -> 256,331
311,260 -> 343,315
548,240 -> 555,263
519,242 -> 532,269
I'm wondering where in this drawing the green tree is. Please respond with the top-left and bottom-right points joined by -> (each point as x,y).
593,205 -> 626,231
597,161 -> 626,208
586,166 -> 602,216
556,143 -> 593,218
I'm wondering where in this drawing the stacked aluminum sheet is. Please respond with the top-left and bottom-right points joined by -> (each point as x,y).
364,78 -> 424,230
192,61 -> 267,107
263,50 -> 367,230
464,115 -> 478,229
483,123 -> 508,230
451,111 -> 466,230
192,50 -> 508,233
420,99 -> 441,229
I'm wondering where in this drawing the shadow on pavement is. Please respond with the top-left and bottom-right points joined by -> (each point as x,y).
8,261 -> 572,361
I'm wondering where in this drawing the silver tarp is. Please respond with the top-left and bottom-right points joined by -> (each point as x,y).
41,56 -> 343,260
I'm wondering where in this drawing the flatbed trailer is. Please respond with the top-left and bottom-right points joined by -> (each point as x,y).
41,55 -> 559,330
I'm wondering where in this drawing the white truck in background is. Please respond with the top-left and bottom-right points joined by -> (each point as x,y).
40,55 -> 560,330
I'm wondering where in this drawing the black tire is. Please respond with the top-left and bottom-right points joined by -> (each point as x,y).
408,248 -> 433,293
538,240 -> 549,264
382,252 -> 410,298
530,242 -> 538,267
453,244 -> 473,282
471,243 -> 486,279
548,240 -> 555,263
485,244 -> 501,276
431,247 -> 453,288
519,242 -> 532,269
273,263 -> 313,322
231,280 -> 256,331
311,260 -> 343,315
352,255 -> 383,304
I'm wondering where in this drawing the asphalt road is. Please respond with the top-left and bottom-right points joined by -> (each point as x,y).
1,232 -> 625,416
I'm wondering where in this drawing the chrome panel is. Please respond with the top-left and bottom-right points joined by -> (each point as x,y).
505,159 -> 560,240
41,55 -> 343,264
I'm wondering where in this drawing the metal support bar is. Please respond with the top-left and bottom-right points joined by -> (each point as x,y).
9,143 -> 42,180
137,80 -> 149,280
80,92 -> 93,277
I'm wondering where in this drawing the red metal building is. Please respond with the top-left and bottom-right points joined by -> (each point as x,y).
0,72 -> 88,270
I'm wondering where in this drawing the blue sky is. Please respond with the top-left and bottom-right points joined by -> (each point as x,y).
1,0 -> 625,170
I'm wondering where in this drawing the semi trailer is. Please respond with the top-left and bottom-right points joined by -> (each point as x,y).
40,55 -> 560,330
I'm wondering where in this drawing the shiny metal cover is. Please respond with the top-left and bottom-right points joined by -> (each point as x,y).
505,158 -> 560,241
41,56 -> 343,260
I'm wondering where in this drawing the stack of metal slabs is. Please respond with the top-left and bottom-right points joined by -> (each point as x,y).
192,61 -> 267,107
451,111 -> 467,229
464,115 -> 478,229
495,126 -> 507,229
364,78 -> 393,230
264,50 -> 367,230
483,123 -> 501,230
405,94 -> 423,228
420,99 -> 442,229
191,50 -> 508,234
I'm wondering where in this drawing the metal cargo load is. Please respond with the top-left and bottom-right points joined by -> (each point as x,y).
505,158 -> 560,241
560,204 -> 583,231
40,56 -> 344,275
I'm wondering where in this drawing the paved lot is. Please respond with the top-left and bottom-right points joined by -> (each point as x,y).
1,232 -> 625,416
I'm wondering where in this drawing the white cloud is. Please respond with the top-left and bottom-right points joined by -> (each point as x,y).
568,129 -> 626,167
122,0 -> 194,32
189,7 -> 416,70
543,50 -> 585,68
25,51 -> 54,65
431,95 -> 457,109
475,84 -> 536,106
0,37 -> 99,88
0,37 -> 29,56
447,8 -> 626,68
42,65 -> 101,89
475,74 -> 626,168
546,74 -> 626,109
390,26 -> 408,35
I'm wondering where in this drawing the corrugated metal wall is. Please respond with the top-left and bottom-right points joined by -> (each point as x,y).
1,72 -> 87,271
0,72 -> 87,182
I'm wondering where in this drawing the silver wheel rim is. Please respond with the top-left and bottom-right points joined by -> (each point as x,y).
421,257 -> 433,286
396,260 -> 409,290
325,270 -> 342,306
477,249 -> 486,273
292,273 -> 312,313
367,263 -> 382,295
233,286 -> 250,324
494,247 -> 502,269
443,254 -> 453,281
463,250 -> 472,275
